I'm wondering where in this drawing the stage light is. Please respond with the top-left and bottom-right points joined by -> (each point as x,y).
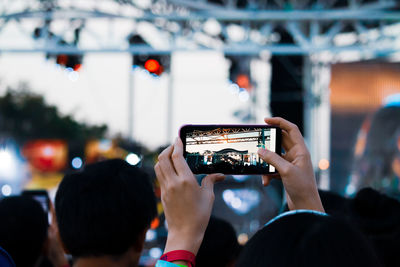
128,34 -> 170,76
226,55 -> 252,91
318,159 -> 330,170
345,184 -> 356,196
238,233 -> 249,245
144,59 -> 161,73
223,189 -> 260,215
384,93 -> 400,107
22,140 -> 68,172
1,184 -> 12,196
146,229 -> 157,242
0,149 -> 17,180
232,197 -> 242,209
126,153 -> 141,166
133,55 -> 169,76
203,19 -> 222,36
43,146 -> 55,158
56,54 -> 83,72
71,157 -> 83,169
236,74 -> 250,90
149,247 -> 163,259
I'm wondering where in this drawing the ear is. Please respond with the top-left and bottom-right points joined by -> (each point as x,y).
132,227 -> 149,253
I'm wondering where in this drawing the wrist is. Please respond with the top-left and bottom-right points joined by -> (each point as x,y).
164,229 -> 204,255
160,250 -> 196,267
293,194 -> 324,212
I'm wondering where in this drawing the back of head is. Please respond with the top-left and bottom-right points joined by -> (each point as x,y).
349,188 -> 400,267
281,190 -> 351,219
196,216 -> 241,267
236,212 -> 382,267
0,196 -> 48,267
55,159 -> 157,258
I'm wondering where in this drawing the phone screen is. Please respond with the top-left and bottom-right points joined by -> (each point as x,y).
180,125 -> 281,174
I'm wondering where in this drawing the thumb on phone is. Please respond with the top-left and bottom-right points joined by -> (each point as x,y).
201,173 -> 225,193
258,148 -> 290,175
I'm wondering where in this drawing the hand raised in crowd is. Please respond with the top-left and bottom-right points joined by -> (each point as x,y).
44,201 -> 69,267
155,138 -> 225,256
258,117 -> 324,213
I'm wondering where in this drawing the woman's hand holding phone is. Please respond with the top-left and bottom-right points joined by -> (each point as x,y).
155,117 -> 324,266
154,138 -> 225,257
257,117 -> 324,213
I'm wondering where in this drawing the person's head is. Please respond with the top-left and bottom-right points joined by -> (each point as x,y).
350,106 -> 400,197
0,196 -> 48,267
349,188 -> 400,267
236,212 -> 382,267
282,190 -> 351,219
55,159 -> 157,265
196,216 -> 241,267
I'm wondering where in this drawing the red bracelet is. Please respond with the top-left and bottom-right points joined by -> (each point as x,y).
160,250 -> 196,267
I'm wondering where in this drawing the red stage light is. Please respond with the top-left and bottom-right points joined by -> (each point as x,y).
73,64 -> 82,71
144,59 -> 161,73
236,74 -> 251,91
56,54 -> 68,66
22,140 -> 68,172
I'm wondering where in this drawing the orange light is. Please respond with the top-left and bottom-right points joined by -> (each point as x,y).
144,59 -> 160,73
318,159 -> 330,170
150,217 -> 160,229
236,74 -> 251,91
73,64 -> 82,71
238,233 -> 249,245
56,54 -> 68,66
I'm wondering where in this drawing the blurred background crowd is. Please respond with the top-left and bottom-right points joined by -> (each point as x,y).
1,0 -> 400,266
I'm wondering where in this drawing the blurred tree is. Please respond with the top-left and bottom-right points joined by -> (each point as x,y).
0,85 -> 107,144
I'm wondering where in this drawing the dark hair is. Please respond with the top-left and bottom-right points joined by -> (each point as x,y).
349,188 -> 400,267
196,216 -> 241,267
350,106 -> 400,196
282,190 -> 351,219
236,212 -> 382,267
55,159 -> 157,258
0,196 -> 48,267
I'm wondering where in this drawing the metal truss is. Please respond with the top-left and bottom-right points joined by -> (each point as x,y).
186,128 -> 270,145
187,136 -> 264,145
187,128 -> 264,138
0,0 -> 399,57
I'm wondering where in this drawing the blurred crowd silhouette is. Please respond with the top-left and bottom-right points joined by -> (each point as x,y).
0,108 -> 399,267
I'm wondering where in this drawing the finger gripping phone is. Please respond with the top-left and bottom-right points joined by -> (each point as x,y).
180,125 -> 282,175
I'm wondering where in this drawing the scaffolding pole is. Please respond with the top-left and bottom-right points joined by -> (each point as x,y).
303,56 -> 331,190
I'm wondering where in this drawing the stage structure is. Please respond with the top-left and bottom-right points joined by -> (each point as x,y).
186,128 -> 269,145
1,0 -> 400,189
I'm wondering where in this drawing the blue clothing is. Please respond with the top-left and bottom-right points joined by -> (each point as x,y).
155,260 -> 183,267
0,246 -> 16,267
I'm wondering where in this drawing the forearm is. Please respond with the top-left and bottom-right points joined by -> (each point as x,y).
286,189 -> 325,213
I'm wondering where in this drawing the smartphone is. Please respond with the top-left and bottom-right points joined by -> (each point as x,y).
22,189 -> 51,223
180,125 -> 282,175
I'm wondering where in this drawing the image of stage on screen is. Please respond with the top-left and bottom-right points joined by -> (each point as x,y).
185,127 -> 276,174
